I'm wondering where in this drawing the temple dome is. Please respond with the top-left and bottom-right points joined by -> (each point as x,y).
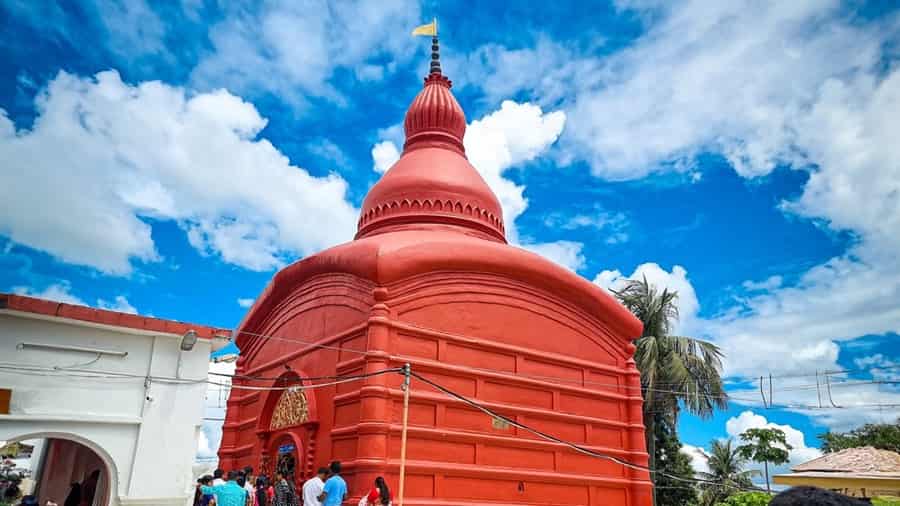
404,74 -> 467,153
356,71 -> 506,242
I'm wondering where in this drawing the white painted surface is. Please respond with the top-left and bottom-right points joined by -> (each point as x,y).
0,311 -> 213,506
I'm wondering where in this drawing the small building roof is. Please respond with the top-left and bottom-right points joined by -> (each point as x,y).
0,293 -> 229,339
793,447 -> 900,475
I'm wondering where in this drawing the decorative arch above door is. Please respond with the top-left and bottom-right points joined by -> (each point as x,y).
256,370 -> 320,483
270,387 -> 309,430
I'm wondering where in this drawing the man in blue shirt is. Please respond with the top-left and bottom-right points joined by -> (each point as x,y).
318,461 -> 348,506
201,470 -> 249,506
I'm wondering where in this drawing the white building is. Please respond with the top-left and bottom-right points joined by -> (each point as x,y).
0,293 -> 229,506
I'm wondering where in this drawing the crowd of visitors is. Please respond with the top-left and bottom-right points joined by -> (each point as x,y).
195,461 -> 391,506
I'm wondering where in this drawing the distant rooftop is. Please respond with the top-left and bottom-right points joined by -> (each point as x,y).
793,447 -> 900,476
0,292 -> 229,339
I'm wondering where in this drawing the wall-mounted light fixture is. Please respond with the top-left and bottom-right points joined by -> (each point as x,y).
180,330 -> 198,351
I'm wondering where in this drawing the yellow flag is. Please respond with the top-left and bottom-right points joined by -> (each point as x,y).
411,18 -> 437,37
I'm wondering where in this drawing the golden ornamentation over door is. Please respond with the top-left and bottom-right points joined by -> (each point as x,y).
269,387 -> 309,430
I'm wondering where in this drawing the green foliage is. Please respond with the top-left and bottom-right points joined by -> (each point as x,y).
654,416 -> 699,506
872,497 -> 900,506
613,276 -> 729,422
698,439 -> 758,506
713,491 -> 771,506
737,427 -> 791,493
737,428 -> 792,465
613,277 -> 729,506
819,418 -> 900,453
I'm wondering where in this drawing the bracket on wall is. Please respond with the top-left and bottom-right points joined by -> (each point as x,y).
16,342 -> 128,358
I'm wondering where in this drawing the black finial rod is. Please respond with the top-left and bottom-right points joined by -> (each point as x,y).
430,35 -> 442,75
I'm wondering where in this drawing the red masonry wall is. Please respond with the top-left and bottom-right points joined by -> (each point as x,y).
219,56 -> 651,506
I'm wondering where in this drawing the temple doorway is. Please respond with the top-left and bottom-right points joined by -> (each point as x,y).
272,435 -> 300,485
255,372 -> 317,490
1,433 -> 114,506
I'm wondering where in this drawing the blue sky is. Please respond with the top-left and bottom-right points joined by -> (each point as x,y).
1,0 -> 898,477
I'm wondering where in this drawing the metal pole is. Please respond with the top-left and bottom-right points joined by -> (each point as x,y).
398,363 -> 411,506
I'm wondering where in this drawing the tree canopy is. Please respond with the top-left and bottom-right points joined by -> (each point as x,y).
818,418 -> 900,453
653,416 -> 698,506
737,427 -> 791,493
698,438 -> 757,506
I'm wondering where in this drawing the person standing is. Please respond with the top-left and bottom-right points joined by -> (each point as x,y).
301,468 -> 329,506
213,469 -> 226,486
317,462 -> 346,506
255,475 -> 269,506
272,470 -> 297,506
201,470 -> 250,506
362,477 -> 391,506
194,476 -> 213,506
243,467 -> 256,506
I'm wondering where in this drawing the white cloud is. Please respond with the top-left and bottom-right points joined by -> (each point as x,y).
554,1 -> 888,182
520,241 -> 585,273
0,70 -> 358,274
589,260 -> 900,427
728,376 -> 900,431
12,282 -> 86,306
371,140 -> 400,174
190,0 -> 421,105
13,282 -> 139,315
447,36 -> 582,107
854,354 -> 900,383
681,443 -> 710,475
453,2 -> 900,395
95,0 -> 167,59
236,298 -> 254,308
708,253 -> 900,378
97,295 -> 138,314
742,275 -> 783,292
306,138 -> 349,167
544,207 -> 630,244
593,263 -> 699,335
726,410 -> 821,478
465,100 -> 567,241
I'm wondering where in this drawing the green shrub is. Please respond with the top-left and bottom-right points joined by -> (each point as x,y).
714,491 -> 771,506
873,497 -> 900,506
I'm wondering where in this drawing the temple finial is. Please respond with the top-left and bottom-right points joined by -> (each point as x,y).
430,34 -> 441,75
412,18 -> 441,76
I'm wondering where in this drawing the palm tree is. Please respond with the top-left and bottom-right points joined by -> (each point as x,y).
613,276 -> 728,505
698,439 -> 757,506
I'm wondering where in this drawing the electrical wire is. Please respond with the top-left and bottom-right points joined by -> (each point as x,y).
225,323 -> 900,384
229,328 -> 373,357
0,364 -> 401,392
209,367 -> 402,391
408,370 -> 769,495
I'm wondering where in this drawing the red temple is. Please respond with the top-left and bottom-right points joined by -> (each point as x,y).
218,49 -> 652,505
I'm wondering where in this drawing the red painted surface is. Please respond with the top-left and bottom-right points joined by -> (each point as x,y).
0,293 -> 227,339
219,68 -> 652,505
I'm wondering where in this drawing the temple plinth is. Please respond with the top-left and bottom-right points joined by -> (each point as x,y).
218,59 -> 652,506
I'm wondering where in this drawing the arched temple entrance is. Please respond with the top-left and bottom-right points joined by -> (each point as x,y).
3,432 -> 116,506
255,372 -> 319,490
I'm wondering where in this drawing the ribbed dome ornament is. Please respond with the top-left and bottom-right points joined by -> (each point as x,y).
402,21 -> 467,155
355,21 -> 506,243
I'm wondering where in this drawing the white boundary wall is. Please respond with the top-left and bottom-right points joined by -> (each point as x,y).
0,310 -> 213,506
